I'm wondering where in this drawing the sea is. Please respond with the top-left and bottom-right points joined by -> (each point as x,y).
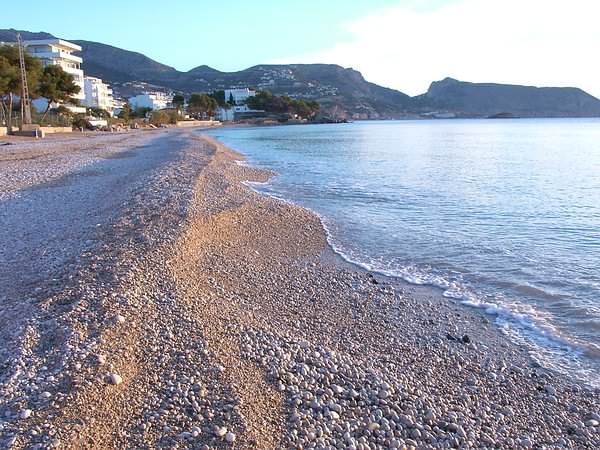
205,119 -> 600,387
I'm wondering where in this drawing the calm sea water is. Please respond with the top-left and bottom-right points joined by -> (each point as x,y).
205,119 -> 600,386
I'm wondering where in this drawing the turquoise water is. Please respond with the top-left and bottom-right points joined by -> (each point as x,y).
205,119 -> 600,385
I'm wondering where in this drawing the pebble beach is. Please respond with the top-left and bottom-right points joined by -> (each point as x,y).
0,130 -> 598,449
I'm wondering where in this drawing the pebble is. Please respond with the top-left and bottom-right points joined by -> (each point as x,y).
545,385 -> 557,396
3,134 -> 599,450
214,426 -> 227,437
19,409 -> 32,420
108,373 -> 123,385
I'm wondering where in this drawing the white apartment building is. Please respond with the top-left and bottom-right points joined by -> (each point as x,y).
82,76 -> 114,115
23,39 -> 86,114
224,88 -> 255,106
128,92 -> 173,111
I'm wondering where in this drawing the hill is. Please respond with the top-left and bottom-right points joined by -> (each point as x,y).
0,29 -> 55,41
2,28 -> 600,118
72,40 -> 178,83
418,77 -> 600,118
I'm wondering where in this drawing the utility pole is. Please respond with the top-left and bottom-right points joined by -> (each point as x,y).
16,33 -> 32,126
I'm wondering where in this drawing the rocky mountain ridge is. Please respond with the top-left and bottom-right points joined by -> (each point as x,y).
2,29 -> 600,119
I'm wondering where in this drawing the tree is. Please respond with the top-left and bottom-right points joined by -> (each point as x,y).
117,103 -> 130,121
246,90 -> 320,119
208,90 -> 226,107
37,64 -> 81,122
88,107 -> 110,119
188,93 -> 218,119
133,106 -> 152,118
172,93 -> 185,112
149,109 -> 179,126
0,44 -> 42,127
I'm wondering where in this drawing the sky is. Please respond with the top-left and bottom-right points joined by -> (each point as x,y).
3,0 -> 600,98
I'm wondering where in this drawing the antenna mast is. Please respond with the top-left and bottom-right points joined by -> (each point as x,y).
16,33 -> 32,125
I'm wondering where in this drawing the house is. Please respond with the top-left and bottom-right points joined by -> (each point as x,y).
22,39 -> 86,114
224,88 -> 255,107
128,92 -> 173,111
82,76 -> 114,115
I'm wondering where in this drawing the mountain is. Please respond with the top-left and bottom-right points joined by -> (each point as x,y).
0,29 -> 54,41
2,28 -> 600,118
418,77 -> 600,118
72,40 -> 178,83
70,38 -> 413,118
173,64 -> 413,119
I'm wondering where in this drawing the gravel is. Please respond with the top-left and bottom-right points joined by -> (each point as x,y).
0,130 -> 598,449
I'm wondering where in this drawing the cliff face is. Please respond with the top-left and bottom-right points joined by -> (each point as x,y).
421,78 -> 600,117
3,29 -> 600,119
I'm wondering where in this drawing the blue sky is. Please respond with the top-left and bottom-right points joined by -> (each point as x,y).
3,0 -> 600,98
3,0 -> 401,71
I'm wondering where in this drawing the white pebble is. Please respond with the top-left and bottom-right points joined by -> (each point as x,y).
214,426 -> 227,437
108,373 -> 123,385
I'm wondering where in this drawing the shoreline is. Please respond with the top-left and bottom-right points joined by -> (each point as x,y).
213,129 -> 599,389
1,130 -> 598,448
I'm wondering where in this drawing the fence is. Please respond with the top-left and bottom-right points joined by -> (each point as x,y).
0,110 -> 73,128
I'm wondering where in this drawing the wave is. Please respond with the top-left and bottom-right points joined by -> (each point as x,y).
237,155 -> 600,388
318,217 -> 600,387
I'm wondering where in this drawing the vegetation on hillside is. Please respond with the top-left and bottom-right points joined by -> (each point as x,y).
246,90 -> 320,119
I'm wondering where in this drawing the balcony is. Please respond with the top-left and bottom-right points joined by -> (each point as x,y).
29,50 -> 83,64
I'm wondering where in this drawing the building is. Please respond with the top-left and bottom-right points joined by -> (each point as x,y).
23,39 -> 86,114
82,76 -> 114,115
224,88 -> 255,106
128,92 -> 173,111
216,107 -> 234,121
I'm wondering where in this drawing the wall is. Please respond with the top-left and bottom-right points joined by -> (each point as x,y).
176,120 -> 221,128
0,127 -> 7,137
40,126 -> 72,134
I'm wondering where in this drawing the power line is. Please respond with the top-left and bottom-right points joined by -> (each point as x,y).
16,33 -> 32,126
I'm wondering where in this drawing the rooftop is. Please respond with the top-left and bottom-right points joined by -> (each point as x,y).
22,38 -> 82,52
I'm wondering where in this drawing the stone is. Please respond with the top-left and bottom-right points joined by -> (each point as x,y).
214,426 -> 227,437
545,385 -> 556,396
378,388 -> 390,399
368,422 -> 380,431
19,409 -> 32,420
225,431 -> 236,443
108,373 -> 123,385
